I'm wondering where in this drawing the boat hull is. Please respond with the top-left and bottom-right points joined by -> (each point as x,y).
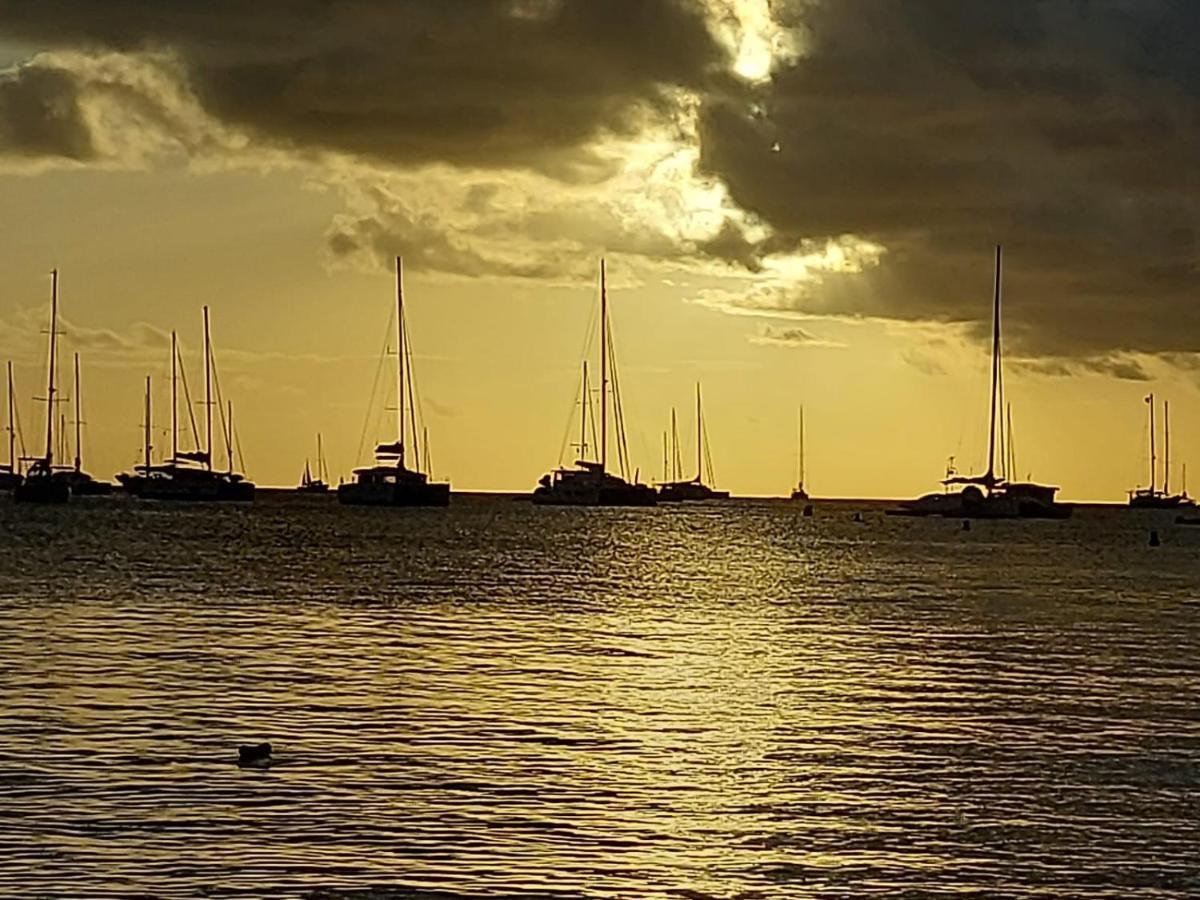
14,475 -> 70,505
337,481 -> 450,507
118,471 -> 255,502
657,481 -> 730,502
533,477 -> 657,507
1129,492 -> 1194,510
888,484 -> 1071,520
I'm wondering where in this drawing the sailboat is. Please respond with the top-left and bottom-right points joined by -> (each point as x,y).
790,405 -> 809,501
889,246 -> 1070,519
1129,395 -> 1193,509
338,258 -> 450,507
117,309 -> 255,501
0,362 -> 23,491
14,270 -> 70,504
55,353 -> 113,495
298,433 -> 330,493
533,260 -> 657,507
658,383 -> 729,501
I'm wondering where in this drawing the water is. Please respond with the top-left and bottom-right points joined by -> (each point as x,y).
1,495 -> 1198,898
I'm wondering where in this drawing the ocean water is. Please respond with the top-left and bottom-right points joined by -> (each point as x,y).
0,494 -> 1198,898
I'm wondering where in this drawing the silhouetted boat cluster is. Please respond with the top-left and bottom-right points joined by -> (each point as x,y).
0,249 -> 1189,517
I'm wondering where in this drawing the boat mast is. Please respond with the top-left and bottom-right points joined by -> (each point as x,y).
599,259 -> 608,475
144,375 -> 152,470
799,405 -> 806,489
670,407 -> 678,481
73,353 -> 82,472
695,383 -> 702,483
203,306 -> 212,471
1006,403 -> 1016,482
396,256 -> 406,469
171,331 -> 178,464
1165,400 -> 1171,495
1147,393 -> 1156,494
226,400 -> 233,474
580,361 -> 589,460
985,245 -> 1002,487
43,269 -> 59,467
317,432 -> 325,482
6,361 -> 14,473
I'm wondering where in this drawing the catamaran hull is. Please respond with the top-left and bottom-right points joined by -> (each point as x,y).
118,473 -> 255,502
887,488 -> 1071,519
337,482 -> 450,507
533,484 -> 658,507
657,481 -> 729,502
14,476 -> 70,504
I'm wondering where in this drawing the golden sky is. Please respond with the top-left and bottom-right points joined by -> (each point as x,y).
1,2 -> 1197,500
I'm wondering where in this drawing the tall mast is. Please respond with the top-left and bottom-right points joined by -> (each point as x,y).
227,400 -> 234,474
695,383 -> 702,483
73,353 -> 82,472
580,361 -> 589,460
599,259 -> 608,474
143,375 -> 152,469
985,245 -> 1002,486
1165,400 -> 1171,495
44,269 -> 59,466
1007,403 -> 1017,482
662,430 -> 668,483
6,361 -> 14,473
317,433 -> 325,482
799,405 -> 806,488
203,306 -> 212,471
396,256 -> 406,469
171,331 -> 178,464
1148,393 -> 1156,493
670,407 -> 677,481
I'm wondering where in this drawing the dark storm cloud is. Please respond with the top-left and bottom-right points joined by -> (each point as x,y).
0,61 -> 95,160
698,0 -> 1200,359
0,0 -> 726,176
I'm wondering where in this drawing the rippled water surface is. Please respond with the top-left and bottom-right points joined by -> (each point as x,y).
1,494 -> 1199,898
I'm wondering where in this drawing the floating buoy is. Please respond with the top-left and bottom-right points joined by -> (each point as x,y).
238,742 -> 273,768
802,504 -> 814,517
1149,530 -> 1161,547
852,512 -> 864,523
962,520 -> 971,531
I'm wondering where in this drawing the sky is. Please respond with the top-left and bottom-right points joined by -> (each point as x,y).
0,0 -> 1198,499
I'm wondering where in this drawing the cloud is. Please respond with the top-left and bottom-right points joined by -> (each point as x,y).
0,0 -> 729,177
3,0 -> 1200,374
696,1 -> 1200,360
750,324 -> 845,349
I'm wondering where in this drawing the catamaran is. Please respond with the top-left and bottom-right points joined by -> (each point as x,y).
15,270 -> 70,504
338,258 -> 450,507
298,433 -> 330,493
790,405 -> 809,501
1129,394 -> 1192,509
533,260 -> 656,507
117,309 -> 254,501
890,246 -> 1070,519
658,383 -> 729,501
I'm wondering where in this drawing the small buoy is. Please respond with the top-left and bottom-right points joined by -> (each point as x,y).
962,520 -> 971,531
852,512 -> 864,523
1149,530 -> 1161,547
238,742 -> 273,768
802,503 -> 814,517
